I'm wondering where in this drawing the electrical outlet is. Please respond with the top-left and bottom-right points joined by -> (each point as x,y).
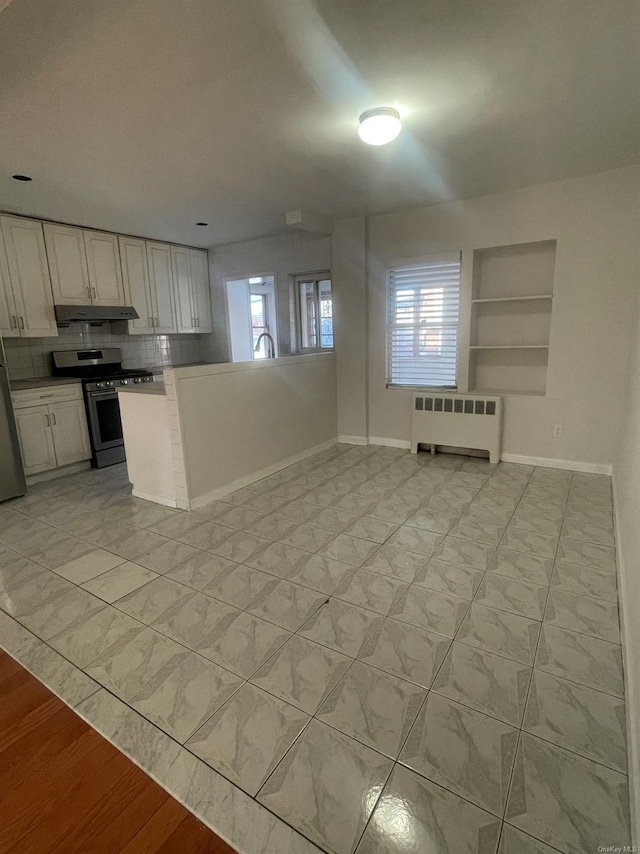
553,424 -> 563,437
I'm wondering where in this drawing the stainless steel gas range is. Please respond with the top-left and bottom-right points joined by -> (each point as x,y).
51,348 -> 155,468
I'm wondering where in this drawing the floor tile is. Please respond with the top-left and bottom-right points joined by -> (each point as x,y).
464,503 -> 514,527
343,516 -> 398,544
318,534 -> 380,567
357,764 -> 501,854
20,532 -> 96,571
391,585 -> 469,637
361,546 -> 426,583
287,554 -> 357,594
333,569 -> 407,615
560,517 -> 615,546
85,626 -> 189,700
210,531 -> 272,563
550,560 -> 617,603
130,651 -> 244,742
505,733 -> 630,854
563,504 -> 613,526
247,579 -> 327,630
432,641 -> 532,726
404,507 -> 457,534
18,587 -> 105,640
450,517 -> 504,546
358,619 -> 451,688
48,605 -> 143,667
535,623 -> 624,697
523,670 -> 627,772
245,541 -> 309,577
187,683 -> 309,796
149,512 -> 212,539
508,510 -> 562,538
400,692 -> 518,816
434,537 -> 495,570
115,576 -> 196,624
165,551 -> 238,592
0,552 -> 45,594
386,526 -> 442,557
317,660 -> 425,758
199,610 -> 291,678
488,549 -> 553,586
0,568 -> 72,616
501,529 -> 558,559
176,520 -> 235,551
414,558 -> 484,600
251,634 -> 351,713
53,548 -> 126,584
474,575 -> 548,620
81,562 -> 158,602
258,719 -> 393,854
555,538 -> 617,572
243,514 -> 300,542
298,598 -> 384,658
276,500 -> 324,523
457,604 -> 541,665
311,508 -> 360,533
214,505 -> 265,530
135,538 -> 201,574
544,586 -> 620,642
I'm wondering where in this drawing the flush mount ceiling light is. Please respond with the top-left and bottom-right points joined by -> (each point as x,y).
358,108 -> 401,146
196,222 -> 208,226
12,174 -> 32,181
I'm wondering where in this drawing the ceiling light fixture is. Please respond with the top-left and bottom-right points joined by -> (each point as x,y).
196,222 -> 208,226
358,108 -> 401,146
12,174 -> 32,181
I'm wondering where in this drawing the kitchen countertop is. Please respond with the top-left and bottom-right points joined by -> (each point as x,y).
10,376 -> 82,391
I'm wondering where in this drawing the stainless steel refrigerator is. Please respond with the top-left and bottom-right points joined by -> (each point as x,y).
0,338 -> 26,502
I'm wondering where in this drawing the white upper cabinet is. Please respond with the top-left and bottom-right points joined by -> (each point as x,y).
43,223 -> 91,305
146,242 -> 177,333
83,230 -> 125,306
171,246 -> 195,333
0,227 -> 18,338
119,236 -> 154,334
0,215 -> 57,338
190,249 -> 212,333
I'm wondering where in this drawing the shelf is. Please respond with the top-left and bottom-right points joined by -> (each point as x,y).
469,345 -> 549,350
471,295 -> 553,304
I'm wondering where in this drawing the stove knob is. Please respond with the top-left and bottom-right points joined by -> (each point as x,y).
120,379 -> 128,385
96,382 -> 105,388
106,381 -> 114,387
134,377 -> 141,384
143,376 -> 152,382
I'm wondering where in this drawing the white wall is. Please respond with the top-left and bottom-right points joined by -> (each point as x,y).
333,166 -> 639,468
203,232 -> 332,363
166,354 -> 337,506
613,249 -> 640,842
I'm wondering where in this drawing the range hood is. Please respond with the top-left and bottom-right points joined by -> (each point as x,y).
55,305 -> 139,325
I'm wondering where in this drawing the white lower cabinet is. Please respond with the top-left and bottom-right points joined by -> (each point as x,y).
12,385 -> 91,476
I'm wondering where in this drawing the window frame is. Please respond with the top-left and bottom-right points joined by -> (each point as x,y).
385,252 -> 461,390
293,272 -> 334,353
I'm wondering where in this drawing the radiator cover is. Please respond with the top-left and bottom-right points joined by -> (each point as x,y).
411,393 -> 503,463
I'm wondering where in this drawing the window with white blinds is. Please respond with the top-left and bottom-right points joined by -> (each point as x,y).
386,252 -> 461,388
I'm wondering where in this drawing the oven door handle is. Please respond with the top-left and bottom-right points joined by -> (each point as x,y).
87,390 -> 119,398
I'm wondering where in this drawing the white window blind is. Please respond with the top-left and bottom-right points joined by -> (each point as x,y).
386,252 -> 461,388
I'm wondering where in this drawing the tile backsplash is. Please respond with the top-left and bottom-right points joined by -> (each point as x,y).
2,324 -> 206,380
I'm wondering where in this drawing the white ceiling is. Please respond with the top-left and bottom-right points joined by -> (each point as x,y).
0,0 -> 638,247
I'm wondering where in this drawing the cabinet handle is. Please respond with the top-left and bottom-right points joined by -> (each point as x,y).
10,315 -> 17,329
87,287 -> 91,298
155,316 -> 159,327
51,412 -> 57,426
92,287 -> 97,300
196,318 -> 200,328
45,414 -> 50,427
19,316 -> 25,329
149,315 -> 154,328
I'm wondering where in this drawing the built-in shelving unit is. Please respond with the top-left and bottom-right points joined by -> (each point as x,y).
468,240 -> 556,396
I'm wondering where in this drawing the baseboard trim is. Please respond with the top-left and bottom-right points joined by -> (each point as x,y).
501,453 -> 612,475
338,435 -> 368,446
188,437 -> 339,509
131,488 -> 179,509
368,436 -> 412,450
26,460 -> 91,484
611,475 -> 640,845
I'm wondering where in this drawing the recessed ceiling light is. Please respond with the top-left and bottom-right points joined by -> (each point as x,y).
358,108 -> 401,146
196,221 -> 208,226
12,174 -> 32,182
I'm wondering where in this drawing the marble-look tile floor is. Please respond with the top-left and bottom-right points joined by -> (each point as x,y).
0,445 -> 632,854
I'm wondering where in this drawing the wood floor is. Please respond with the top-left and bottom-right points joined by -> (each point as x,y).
0,650 -> 236,853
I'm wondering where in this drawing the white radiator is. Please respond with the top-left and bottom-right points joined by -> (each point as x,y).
410,393 -> 503,463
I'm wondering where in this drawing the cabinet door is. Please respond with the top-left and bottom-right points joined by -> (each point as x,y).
49,399 -> 91,466
119,236 -> 154,334
43,223 -> 91,305
146,242 -> 177,333
0,216 -> 57,338
190,249 -> 212,333
14,405 -> 57,475
171,246 -> 195,333
83,230 -> 125,306
0,227 -> 19,338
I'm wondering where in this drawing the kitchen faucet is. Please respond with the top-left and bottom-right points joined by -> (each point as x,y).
255,332 -> 276,358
